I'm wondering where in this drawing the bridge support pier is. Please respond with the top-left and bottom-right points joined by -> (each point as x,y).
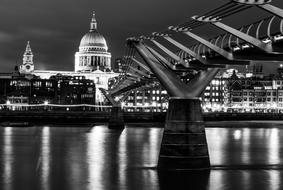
158,98 -> 210,170
108,105 -> 125,129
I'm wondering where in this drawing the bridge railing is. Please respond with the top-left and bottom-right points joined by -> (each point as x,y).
0,104 -> 112,112
0,103 -> 169,113
1,103 -> 282,113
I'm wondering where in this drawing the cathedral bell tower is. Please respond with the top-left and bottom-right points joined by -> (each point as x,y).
19,41 -> 34,74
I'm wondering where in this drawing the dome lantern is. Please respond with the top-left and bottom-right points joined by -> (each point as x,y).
90,11 -> 97,31
79,11 -> 108,52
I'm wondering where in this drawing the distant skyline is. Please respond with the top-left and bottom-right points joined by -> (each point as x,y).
1,0 -> 283,73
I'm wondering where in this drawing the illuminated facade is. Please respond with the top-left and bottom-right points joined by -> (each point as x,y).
18,12 -> 118,103
123,83 -> 169,112
74,12 -> 111,72
120,67 -> 283,113
19,41 -> 34,74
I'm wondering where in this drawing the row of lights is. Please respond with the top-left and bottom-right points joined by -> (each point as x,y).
6,100 -> 49,105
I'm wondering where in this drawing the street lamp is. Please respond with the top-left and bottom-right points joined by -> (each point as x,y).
121,102 -> 125,108
44,100 -> 49,111
6,100 -> 11,105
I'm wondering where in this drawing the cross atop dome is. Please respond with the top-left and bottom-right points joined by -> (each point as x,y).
90,11 -> 97,31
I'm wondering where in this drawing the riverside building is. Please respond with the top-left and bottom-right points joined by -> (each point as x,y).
121,66 -> 283,113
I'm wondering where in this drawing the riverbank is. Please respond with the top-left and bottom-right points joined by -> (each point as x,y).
0,111 -> 283,124
0,111 -> 165,124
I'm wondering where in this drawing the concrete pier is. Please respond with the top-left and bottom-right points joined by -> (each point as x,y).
108,105 -> 125,129
158,98 -> 210,170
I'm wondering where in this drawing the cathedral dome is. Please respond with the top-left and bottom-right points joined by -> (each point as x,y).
79,30 -> 107,50
75,11 -> 112,73
79,12 -> 108,52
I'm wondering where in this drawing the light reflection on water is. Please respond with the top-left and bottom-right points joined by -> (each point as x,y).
39,127 -> 50,190
0,123 -> 283,190
3,127 -> 13,190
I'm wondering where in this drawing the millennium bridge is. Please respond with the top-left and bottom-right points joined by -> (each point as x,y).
98,0 -> 283,170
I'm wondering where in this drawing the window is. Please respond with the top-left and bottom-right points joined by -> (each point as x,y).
273,98 -> 277,102
33,81 -> 42,87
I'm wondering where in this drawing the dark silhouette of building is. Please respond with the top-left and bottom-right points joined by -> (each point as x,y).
0,75 -> 96,105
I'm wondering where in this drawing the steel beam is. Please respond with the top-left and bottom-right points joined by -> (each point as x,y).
164,35 -> 249,65
163,36 -> 211,65
145,45 -> 176,70
127,72 -> 141,80
186,68 -> 220,97
128,65 -> 151,78
131,57 -> 153,74
151,40 -> 189,67
258,4 -> 283,19
231,0 -> 283,17
111,80 -> 149,97
211,21 -> 274,53
177,31 -> 234,60
119,91 -> 131,103
129,40 -> 194,98
99,88 -> 117,105
192,15 -> 283,54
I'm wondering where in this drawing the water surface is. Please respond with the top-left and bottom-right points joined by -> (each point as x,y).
1,122 -> 283,190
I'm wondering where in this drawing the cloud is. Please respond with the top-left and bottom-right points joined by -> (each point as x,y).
0,57 -> 17,71
20,27 -> 63,38
0,31 -> 16,43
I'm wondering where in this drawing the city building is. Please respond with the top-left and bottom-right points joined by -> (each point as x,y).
18,12 -> 118,103
120,65 -> 283,113
202,66 -> 283,113
0,75 -> 96,108
122,82 -> 168,112
113,58 -> 128,73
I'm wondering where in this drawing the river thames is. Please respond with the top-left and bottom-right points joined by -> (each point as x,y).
1,121 -> 283,190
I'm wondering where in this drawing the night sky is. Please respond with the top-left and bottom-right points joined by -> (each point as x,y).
0,0 -> 283,73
